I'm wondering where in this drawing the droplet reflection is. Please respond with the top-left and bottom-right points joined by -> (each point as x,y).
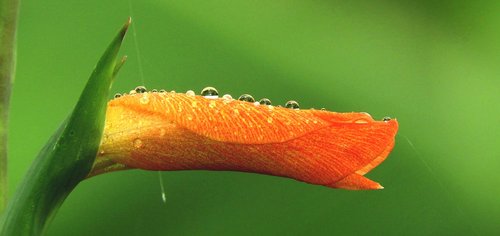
285,100 -> 300,110
238,94 -> 255,103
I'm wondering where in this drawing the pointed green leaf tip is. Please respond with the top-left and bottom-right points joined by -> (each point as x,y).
0,18 -> 130,236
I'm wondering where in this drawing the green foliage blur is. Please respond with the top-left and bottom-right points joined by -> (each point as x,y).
8,0 -> 499,235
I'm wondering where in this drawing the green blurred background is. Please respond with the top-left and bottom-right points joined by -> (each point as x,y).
7,0 -> 499,235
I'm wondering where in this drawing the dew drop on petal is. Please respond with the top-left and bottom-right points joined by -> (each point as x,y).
360,112 -> 372,118
133,139 -> 143,148
354,119 -> 369,124
238,94 -> 255,102
209,101 -> 216,108
186,90 -> 195,97
114,93 -> 122,98
135,86 -> 147,93
140,94 -> 150,104
259,98 -> 272,105
285,100 -> 300,110
129,90 -> 137,95
222,94 -> 233,100
159,89 -> 166,93
151,89 -> 158,93
383,116 -> 392,122
201,87 -> 219,98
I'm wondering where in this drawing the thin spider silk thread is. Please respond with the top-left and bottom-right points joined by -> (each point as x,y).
128,0 -> 167,204
128,0 -> 145,85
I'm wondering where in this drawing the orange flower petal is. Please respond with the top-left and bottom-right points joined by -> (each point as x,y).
94,91 -> 398,190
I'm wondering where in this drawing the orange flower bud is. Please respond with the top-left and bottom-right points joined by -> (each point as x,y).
93,90 -> 398,190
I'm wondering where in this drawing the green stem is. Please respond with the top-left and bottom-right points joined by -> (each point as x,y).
0,0 -> 20,214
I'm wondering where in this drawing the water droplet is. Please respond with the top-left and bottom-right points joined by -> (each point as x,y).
140,95 -> 150,104
285,100 -> 300,109
135,86 -> 147,93
383,116 -> 392,122
158,171 -> 167,204
159,89 -> 166,93
129,90 -> 137,95
151,89 -> 158,93
201,87 -> 219,98
223,95 -> 233,104
259,98 -> 272,105
186,90 -> 195,97
170,90 -> 176,93
238,94 -> 255,102
133,139 -> 143,148
267,117 -> 273,123
355,119 -> 368,124
209,101 -> 216,108
360,112 -> 372,118
114,93 -> 122,98
320,108 -> 326,111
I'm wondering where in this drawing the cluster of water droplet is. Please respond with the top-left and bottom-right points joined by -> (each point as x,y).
114,86 -> 168,98
199,87 -> 301,109
112,86 -> 392,121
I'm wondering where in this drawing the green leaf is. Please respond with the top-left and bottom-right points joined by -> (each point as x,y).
0,18 -> 130,236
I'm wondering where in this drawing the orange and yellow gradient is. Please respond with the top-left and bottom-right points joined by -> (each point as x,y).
91,89 -> 398,190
